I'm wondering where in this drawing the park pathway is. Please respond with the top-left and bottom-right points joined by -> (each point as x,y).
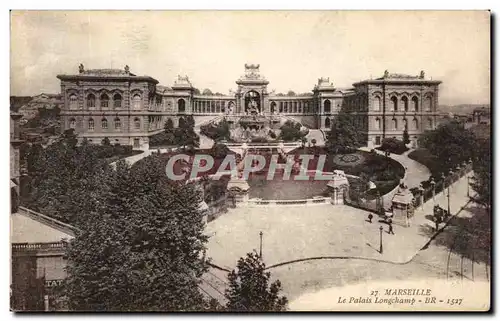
358,147 -> 431,190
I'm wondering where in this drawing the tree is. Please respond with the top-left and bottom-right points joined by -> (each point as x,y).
209,142 -> 231,159
164,118 -> 175,133
286,90 -> 296,97
102,137 -> 111,146
403,128 -> 410,145
200,119 -> 231,142
175,116 -> 199,151
64,156 -> 209,311
202,88 -> 214,96
225,252 -> 288,311
23,131 -> 109,225
163,118 -> 176,144
379,137 -> 408,155
193,88 -> 201,95
470,137 -> 491,211
279,120 -> 305,142
326,110 -> 364,154
418,120 -> 476,175
149,119 -> 177,147
59,129 -> 78,148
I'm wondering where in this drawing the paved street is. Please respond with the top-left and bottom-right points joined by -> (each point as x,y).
201,174 -> 487,306
202,198 -> 490,307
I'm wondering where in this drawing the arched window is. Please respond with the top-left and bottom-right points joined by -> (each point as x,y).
425,96 -> 433,111
69,94 -> 78,109
428,118 -> 433,129
69,118 -> 76,129
87,94 -> 96,108
88,118 -> 94,131
270,102 -> 276,114
113,93 -> 122,108
392,118 -> 398,130
403,118 -> 408,130
413,118 -> 419,130
134,117 -> 141,129
324,100 -> 331,113
179,117 -> 186,128
402,96 -> 409,112
178,99 -> 186,113
101,118 -> 108,129
325,117 -> 331,128
100,93 -> 109,108
375,117 -> 381,130
132,94 -> 141,109
390,96 -> 398,111
411,96 -> 419,111
373,96 -> 381,111
114,117 -> 121,130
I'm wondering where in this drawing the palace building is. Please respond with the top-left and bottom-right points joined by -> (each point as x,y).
58,64 -> 441,149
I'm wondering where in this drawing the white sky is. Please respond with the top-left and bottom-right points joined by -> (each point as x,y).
10,10 -> 490,105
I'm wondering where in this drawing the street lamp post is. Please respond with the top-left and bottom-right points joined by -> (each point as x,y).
259,231 -> 263,259
379,226 -> 383,254
467,174 -> 470,197
447,170 -> 453,216
430,178 -> 436,204
418,183 -> 425,210
376,191 -> 381,214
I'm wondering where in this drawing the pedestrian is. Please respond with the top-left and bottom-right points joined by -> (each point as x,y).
368,213 -> 373,223
388,218 -> 395,235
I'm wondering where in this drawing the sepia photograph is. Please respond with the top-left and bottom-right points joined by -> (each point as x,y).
8,10 -> 491,312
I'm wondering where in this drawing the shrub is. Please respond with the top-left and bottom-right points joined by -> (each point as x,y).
378,138 -> 409,155
250,137 -> 269,143
279,120 -> 306,142
209,143 -> 230,159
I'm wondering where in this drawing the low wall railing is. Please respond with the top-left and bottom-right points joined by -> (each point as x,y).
12,242 -> 67,252
246,197 -> 330,206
